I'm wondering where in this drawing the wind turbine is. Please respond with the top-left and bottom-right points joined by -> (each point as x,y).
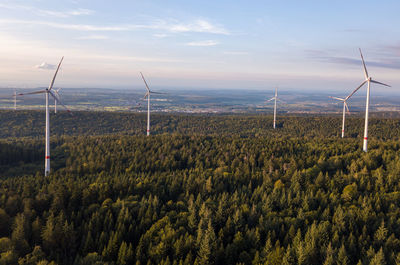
329,78 -> 369,138
267,87 -> 279,129
13,89 -> 17,110
140,72 -> 165,136
18,57 -> 71,176
329,95 -> 351,138
353,49 -> 390,152
53,88 -> 62,114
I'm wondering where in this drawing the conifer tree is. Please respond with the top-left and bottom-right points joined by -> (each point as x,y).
337,244 -> 349,265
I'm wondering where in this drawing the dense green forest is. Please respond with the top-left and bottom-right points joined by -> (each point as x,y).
1,110 -> 400,264
1,110 -> 400,139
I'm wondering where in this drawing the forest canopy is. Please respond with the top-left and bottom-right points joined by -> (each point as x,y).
0,110 -> 400,264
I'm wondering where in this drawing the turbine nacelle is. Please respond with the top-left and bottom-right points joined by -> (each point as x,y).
359,49 -> 390,88
329,96 -> 350,114
140,73 -> 166,98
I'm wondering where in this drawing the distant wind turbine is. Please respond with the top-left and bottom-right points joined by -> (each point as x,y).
267,87 -> 279,129
53,88 -> 62,114
329,95 -> 351,138
140,72 -> 165,136
18,57 -> 71,176
329,78 -> 369,138
351,49 -> 391,152
13,89 -> 17,110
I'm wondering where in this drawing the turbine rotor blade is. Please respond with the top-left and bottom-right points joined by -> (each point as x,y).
140,72 -> 151,92
344,102 -> 350,114
49,90 -> 72,115
329,96 -> 345,101
267,97 -> 275,102
346,80 -> 367,99
18,90 -> 46,96
150,91 -> 166,95
359,48 -> 369,79
48,56 -> 64,91
54,90 -> 60,98
54,88 -> 62,97
371,79 -> 391,87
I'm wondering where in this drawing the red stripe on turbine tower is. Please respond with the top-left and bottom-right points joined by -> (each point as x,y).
45,156 -> 50,159
364,137 -> 368,140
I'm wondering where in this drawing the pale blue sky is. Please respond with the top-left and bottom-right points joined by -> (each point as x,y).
0,0 -> 399,92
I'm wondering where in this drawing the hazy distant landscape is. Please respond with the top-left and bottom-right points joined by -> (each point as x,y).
1,87 -> 400,114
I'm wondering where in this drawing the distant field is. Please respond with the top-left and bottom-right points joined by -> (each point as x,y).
1,87 -> 399,113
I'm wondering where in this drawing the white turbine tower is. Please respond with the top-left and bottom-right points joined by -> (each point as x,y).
54,88 -> 62,114
267,87 -> 279,129
140,72 -> 165,136
18,57 -> 71,176
329,96 -> 351,138
354,49 -> 390,152
13,89 -> 17,110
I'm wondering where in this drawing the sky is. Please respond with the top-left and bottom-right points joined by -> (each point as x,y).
0,0 -> 399,92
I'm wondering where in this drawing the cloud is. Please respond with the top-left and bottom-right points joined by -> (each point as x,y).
0,19 -> 128,31
186,40 -> 219,47
77,35 -> 109,40
35,62 -> 56,70
165,19 -> 229,35
0,18 -> 229,35
385,43 -> 400,56
76,54 -> 185,63
223,51 -> 249,55
307,49 -> 400,70
133,19 -> 230,35
153,33 -> 168,38
0,3 -> 94,18
38,8 -> 94,18
122,18 -> 230,35
0,32 -> 186,65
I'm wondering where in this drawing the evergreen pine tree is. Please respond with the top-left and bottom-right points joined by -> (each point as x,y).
337,244 -> 349,265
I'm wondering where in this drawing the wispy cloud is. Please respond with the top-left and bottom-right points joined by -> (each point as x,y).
186,40 -> 219,47
0,19 -> 128,31
77,35 -> 109,40
223,51 -> 249,55
76,54 -> 186,63
164,19 -> 229,35
0,31 -> 186,64
385,43 -> 400,56
307,49 -> 400,70
35,62 -> 56,70
0,18 -> 229,35
39,8 -> 93,17
0,3 -> 94,18
153,33 -> 168,38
